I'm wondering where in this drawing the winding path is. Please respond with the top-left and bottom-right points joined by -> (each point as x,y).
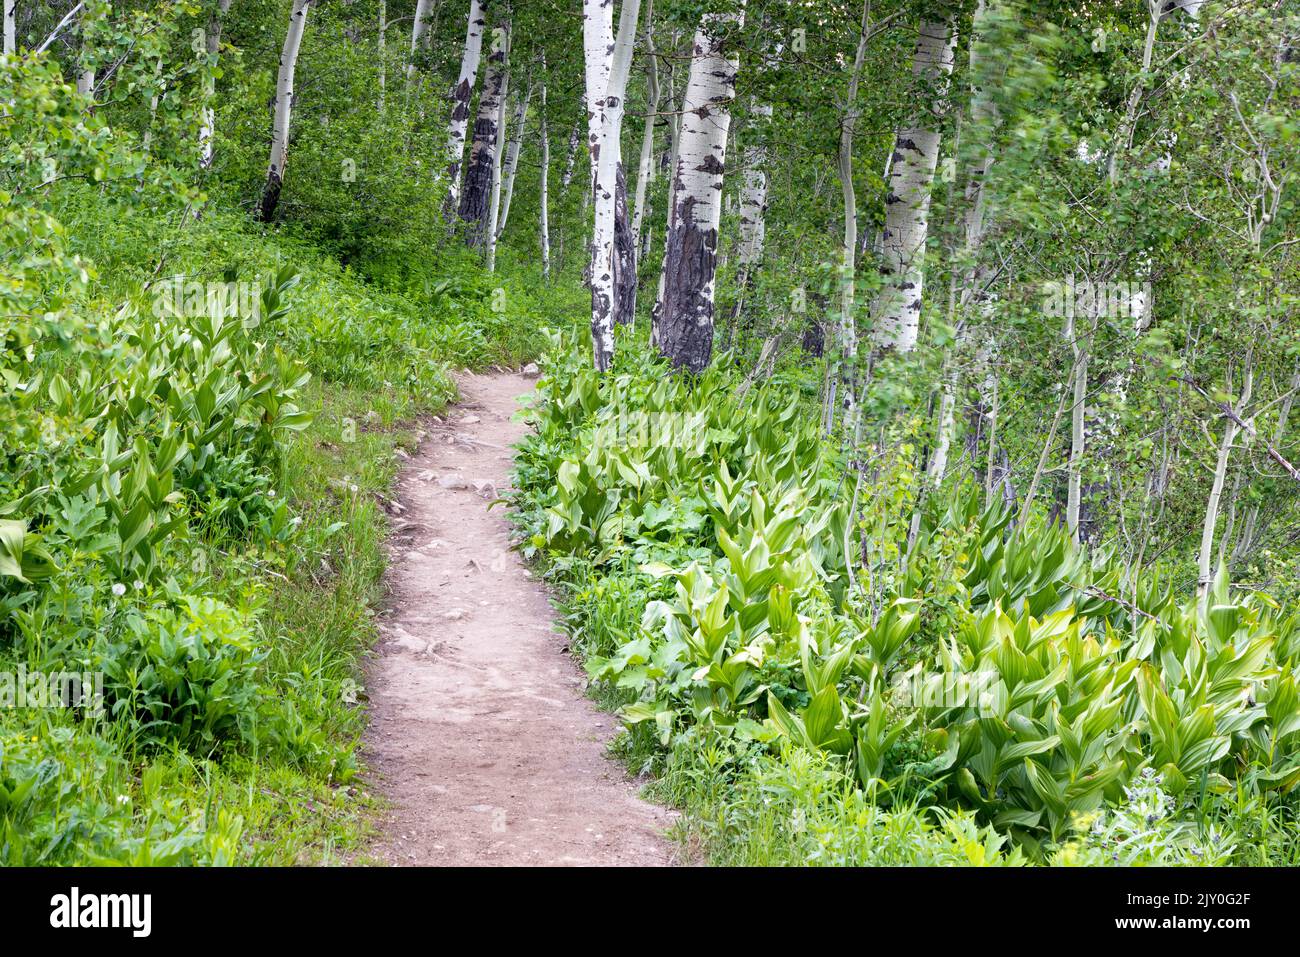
360,371 -> 676,866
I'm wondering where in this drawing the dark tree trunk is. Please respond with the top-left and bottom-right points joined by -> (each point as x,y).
457,31 -> 507,246
801,316 -> 825,358
657,198 -> 721,373
257,172 -> 283,223
613,163 -> 637,325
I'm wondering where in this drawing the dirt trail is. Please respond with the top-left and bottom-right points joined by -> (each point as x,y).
360,371 -> 676,866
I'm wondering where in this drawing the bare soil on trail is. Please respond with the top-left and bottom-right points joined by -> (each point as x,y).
359,371 -> 677,866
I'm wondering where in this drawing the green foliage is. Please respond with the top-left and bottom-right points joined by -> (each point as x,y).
518,334 -> 1300,864
0,41 -> 541,858
98,594 -> 268,751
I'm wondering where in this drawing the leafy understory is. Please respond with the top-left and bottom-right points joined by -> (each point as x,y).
512,334 -> 1300,866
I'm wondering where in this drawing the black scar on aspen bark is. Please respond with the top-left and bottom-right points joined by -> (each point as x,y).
451,92 -> 471,123
658,211 -> 719,374
613,162 -> 637,325
698,154 -> 725,175
257,169 -> 283,222
458,108 -> 498,243
802,315 -> 825,357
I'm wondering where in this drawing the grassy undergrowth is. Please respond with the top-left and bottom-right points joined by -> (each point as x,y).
0,176 -> 553,862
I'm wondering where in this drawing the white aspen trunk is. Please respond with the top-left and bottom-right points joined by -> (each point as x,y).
77,1 -> 99,97
1199,356 -> 1254,602
4,0 -> 15,55
736,101 -> 771,270
539,70 -> 551,279
377,0 -> 386,111
871,19 -> 956,354
140,57 -> 163,154
631,0 -> 658,246
458,17 -> 508,243
830,0 -> 872,437
927,308 -> 959,487
485,65 -> 510,271
583,0 -> 615,361
960,0 -> 997,286
444,0 -> 487,215
407,0 -> 431,84
198,0 -> 234,169
655,4 -> 744,373
664,37 -> 681,168
727,96 -> 770,346
257,0 -> 312,222
585,0 -> 641,371
583,0 -> 614,202
496,81 -> 532,240
561,111 -> 583,190
952,1 -> 1002,498
981,352 -> 1001,507
1065,310 -> 1089,540
1219,465 -> 1245,568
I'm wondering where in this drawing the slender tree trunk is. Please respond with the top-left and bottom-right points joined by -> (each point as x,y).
377,0 -> 387,111
926,295 -> 959,488
729,94 -> 771,342
870,19 -> 956,355
953,0 -> 1001,475
496,80 -> 532,240
736,101 -> 771,271
649,39 -> 681,348
444,0 -> 488,216
458,16 -> 509,246
1065,313 -> 1090,540
561,112 -> 582,190
613,164 -> 637,325
485,63 -> 511,271
5,0 -> 16,55
1199,353 -> 1254,602
539,70 -> 551,279
140,57 -> 163,154
407,0 -> 432,84
656,4 -> 745,373
829,0 -> 873,437
257,0 -> 313,222
631,0 -> 659,246
982,361 -> 1001,507
584,0 -> 641,370
77,1 -> 99,97
199,0 -> 234,169
583,0 -> 614,310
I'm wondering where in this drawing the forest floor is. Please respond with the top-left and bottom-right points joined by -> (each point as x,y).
356,371 -> 677,866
